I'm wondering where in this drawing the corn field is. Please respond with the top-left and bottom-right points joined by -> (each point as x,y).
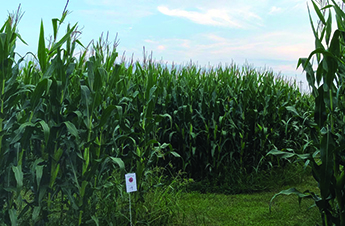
0,5 -> 315,225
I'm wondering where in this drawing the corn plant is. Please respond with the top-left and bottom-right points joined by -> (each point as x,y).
0,3 -> 186,224
0,6 -> 31,225
269,1 -> 345,225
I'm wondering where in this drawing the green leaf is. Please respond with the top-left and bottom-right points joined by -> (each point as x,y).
314,86 -> 327,127
38,20 -> 47,72
87,61 -> 95,91
307,4 -> 318,40
0,33 -> 6,49
158,113 -> 173,129
211,141 -> 216,158
64,121 -> 79,139
267,149 -> 295,159
80,180 -> 88,199
269,188 -> 311,212
99,105 -> 116,128
149,85 -> 157,100
286,106 -> 300,116
91,215 -> 100,226
50,163 -> 60,188
66,63 -> 76,76
18,205 -> 30,220
116,105 -> 123,121
38,187 -> 47,204
16,33 -> 28,46
335,10 -> 344,30
76,39 -> 85,48
32,206 -> 41,222
11,122 -> 35,144
306,48 -> 332,67
52,18 -> 59,40
297,58 -> 316,91
312,0 -> 326,25
94,67 -> 105,92
81,85 -> 91,106
12,165 -> 23,188
81,85 -> 91,128
331,0 -> 345,23
109,157 -> 124,170
325,10 -> 332,45
329,30 -> 340,57
53,148 -> 63,162
49,23 -> 78,54
316,60 -> 325,85
38,120 -> 50,145
9,208 -> 17,226
31,78 -> 48,110
105,50 -> 118,71
145,99 -> 155,120
35,159 -> 44,189
170,151 -> 181,158
319,131 -> 335,199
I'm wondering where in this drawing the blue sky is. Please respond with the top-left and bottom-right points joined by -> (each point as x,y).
2,0 -> 316,91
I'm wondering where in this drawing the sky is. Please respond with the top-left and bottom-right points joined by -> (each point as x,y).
2,0 -> 318,92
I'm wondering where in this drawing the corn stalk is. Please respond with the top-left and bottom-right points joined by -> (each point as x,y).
269,1 -> 345,225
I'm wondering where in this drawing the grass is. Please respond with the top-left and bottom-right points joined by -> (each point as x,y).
173,175 -> 321,226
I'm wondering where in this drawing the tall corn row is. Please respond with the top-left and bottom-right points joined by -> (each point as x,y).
156,64 -> 313,191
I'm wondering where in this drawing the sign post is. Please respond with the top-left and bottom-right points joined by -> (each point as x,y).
125,173 -> 137,226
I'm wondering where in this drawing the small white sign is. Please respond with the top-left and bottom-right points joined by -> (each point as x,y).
125,173 -> 137,193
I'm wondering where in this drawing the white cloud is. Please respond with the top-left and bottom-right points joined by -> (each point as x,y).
157,6 -> 262,28
85,0 -> 115,5
204,34 -> 228,42
157,45 -> 166,50
292,2 -> 306,11
80,0 -> 313,81
84,0 -> 155,7
133,30 -> 314,78
81,0 -> 154,23
78,9 -> 152,24
269,6 -> 282,14
201,31 -> 314,62
143,39 -> 167,51
144,39 -> 155,43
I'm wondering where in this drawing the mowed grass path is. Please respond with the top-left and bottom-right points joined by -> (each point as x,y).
173,176 -> 321,226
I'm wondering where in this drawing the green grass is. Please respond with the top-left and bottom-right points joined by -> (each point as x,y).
174,175 -> 321,226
